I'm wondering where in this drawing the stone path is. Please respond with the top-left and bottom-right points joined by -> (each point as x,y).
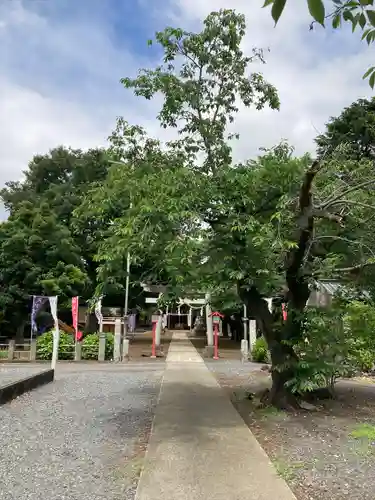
135,332 -> 296,500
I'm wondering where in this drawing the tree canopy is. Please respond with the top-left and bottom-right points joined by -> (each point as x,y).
1,8 -> 375,407
315,97 -> 375,160
85,9 -> 375,405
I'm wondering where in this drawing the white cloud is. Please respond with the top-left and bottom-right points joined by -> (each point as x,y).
0,0 -> 374,220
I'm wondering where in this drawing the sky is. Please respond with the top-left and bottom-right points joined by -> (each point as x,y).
0,0 -> 373,219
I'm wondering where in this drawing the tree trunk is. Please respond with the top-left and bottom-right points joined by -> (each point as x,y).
239,284 -> 307,409
15,320 -> 26,344
84,312 -> 97,333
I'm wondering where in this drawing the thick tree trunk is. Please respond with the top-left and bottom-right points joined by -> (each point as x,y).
15,321 -> 26,344
238,162 -> 326,409
84,312 -> 97,333
239,283 -> 309,409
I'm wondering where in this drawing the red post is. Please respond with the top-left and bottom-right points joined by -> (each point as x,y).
209,311 -> 224,361
213,323 -> 219,360
151,321 -> 157,358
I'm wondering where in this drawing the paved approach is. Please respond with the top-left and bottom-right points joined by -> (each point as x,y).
135,332 -> 296,500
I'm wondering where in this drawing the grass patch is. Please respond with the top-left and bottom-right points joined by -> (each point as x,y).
273,458 -> 306,481
257,405 -> 289,421
349,423 -> 375,457
350,423 -> 375,440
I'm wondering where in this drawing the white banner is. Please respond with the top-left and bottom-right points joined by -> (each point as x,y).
48,296 -> 58,324
48,296 -> 59,370
95,296 -> 103,324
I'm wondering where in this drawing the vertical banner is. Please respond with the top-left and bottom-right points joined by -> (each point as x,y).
95,296 -> 103,333
282,303 -> 288,322
31,296 -> 48,336
72,296 -> 79,340
48,296 -> 59,370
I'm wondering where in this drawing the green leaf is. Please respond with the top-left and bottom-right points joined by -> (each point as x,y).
363,66 -> 375,78
367,9 -> 375,26
359,12 -> 367,28
271,0 -> 287,24
332,13 -> 341,28
308,0 -> 325,25
362,27 -> 372,38
369,71 -> 375,88
262,0 -> 274,6
360,0 -> 373,5
352,13 -> 360,31
147,39 -> 153,46
343,10 -> 354,21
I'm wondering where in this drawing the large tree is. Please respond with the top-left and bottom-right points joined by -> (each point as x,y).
0,202 -> 88,338
315,97 -> 375,160
0,147 -> 111,335
95,9 -> 375,408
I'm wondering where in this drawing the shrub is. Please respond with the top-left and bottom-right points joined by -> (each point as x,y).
285,301 -> 375,395
36,330 -> 74,360
81,333 -> 114,360
251,336 -> 269,363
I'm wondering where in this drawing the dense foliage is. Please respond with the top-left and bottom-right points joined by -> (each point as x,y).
251,337 -> 270,363
1,9 -> 375,408
81,333 -> 114,360
36,331 -> 75,360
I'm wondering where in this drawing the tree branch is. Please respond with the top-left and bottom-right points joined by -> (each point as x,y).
320,179 -> 375,210
286,161 -> 322,277
334,261 -> 375,274
322,199 -> 375,211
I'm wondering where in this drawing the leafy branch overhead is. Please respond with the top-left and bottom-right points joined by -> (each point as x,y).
263,0 -> 375,87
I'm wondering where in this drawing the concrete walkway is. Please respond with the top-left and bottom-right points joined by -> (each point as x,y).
135,332 -> 296,500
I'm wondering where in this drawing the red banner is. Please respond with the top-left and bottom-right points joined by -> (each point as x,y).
72,297 -> 79,340
282,303 -> 288,322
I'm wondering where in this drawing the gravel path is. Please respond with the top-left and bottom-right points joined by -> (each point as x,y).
0,364 -> 48,386
0,365 -> 164,500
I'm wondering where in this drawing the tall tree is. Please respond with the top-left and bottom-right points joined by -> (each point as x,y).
315,97 -> 375,160
0,147 -> 111,335
0,202 -> 88,338
98,9 -> 375,408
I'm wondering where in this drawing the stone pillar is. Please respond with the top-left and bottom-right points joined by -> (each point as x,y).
98,332 -> 106,362
74,342 -> 82,361
113,318 -> 122,362
204,293 -> 214,357
155,315 -> 162,346
30,339 -> 37,361
241,339 -> 249,362
8,339 -> 15,361
205,293 -> 213,346
242,304 -> 248,341
249,320 -> 257,358
122,338 -> 129,361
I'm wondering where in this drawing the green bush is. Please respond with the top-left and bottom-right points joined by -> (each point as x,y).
251,336 -> 269,363
36,330 -> 74,360
81,333 -> 114,360
285,301 -> 375,395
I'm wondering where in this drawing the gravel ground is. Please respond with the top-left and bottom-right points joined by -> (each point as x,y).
0,364 -> 48,386
0,364 -> 164,500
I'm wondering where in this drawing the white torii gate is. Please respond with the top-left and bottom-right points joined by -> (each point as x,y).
145,295 -> 213,345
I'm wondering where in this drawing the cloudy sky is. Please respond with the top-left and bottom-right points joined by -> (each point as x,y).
0,0 -> 373,218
